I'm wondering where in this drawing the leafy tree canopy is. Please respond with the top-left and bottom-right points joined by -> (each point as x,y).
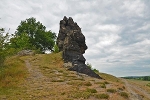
13,17 -> 56,52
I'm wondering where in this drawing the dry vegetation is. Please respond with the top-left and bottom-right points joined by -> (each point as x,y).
127,79 -> 150,99
0,56 -> 28,99
0,52 -> 142,100
127,79 -> 150,93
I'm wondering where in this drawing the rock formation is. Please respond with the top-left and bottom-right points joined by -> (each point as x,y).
57,16 -> 101,79
18,50 -> 35,56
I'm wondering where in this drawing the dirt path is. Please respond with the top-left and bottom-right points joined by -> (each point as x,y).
23,59 -> 53,99
131,83 -> 150,99
122,79 -> 150,100
25,60 -> 45,80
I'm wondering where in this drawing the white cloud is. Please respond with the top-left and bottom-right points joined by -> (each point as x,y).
0,0 -> 150,77
121,0 -> 145,17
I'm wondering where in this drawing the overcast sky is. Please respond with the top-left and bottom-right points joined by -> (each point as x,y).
0,0 -> 150,77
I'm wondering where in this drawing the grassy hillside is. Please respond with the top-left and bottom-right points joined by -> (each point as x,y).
0,56 -> 28,98
0,53 -> 130,100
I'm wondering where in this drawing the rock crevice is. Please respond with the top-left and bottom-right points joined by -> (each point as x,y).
57,16 -> 101,79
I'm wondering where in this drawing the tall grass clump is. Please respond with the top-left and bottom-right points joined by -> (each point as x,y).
120,92 -> 128,98
95,93 -> 109,99
107,89 -> 116,93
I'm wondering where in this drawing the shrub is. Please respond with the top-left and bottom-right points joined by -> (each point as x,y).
86,62 -> 99,73
69,91 -> 91,99
93,68 -> 99,73
146,83 -> 150,87
100,84 -> 106,88
61,92 -> 65,95
95,93 -> 109,99
104,81 -> 109,84
120,92 -> 128,98
84,81 -> 92,86
86,88 -> 97,93
86,62 -> 92,69
118,87 -> 124,91
107,89 -> 116,93
51,79 -> 64,82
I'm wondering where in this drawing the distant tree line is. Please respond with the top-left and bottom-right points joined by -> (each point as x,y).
0,17 -> 58,67
122,76 -> 150,81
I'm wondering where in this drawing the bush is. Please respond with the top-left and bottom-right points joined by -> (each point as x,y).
104,81 -> 109,84
69,91 -> 91,99
146,83 -> 150,87
95,93 -> 109,99
86,88 -> 97,93
86,62 -> 99,73
100,83 -> 106,88
93,68 -> 99,73
84,82 -> 92,86
120,92 -> 128,98
107,89 -> 116,93
118,87 -> 124,91
86,62 -> 92,69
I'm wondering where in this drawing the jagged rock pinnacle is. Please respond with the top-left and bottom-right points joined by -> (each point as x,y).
57,16 -> 102,79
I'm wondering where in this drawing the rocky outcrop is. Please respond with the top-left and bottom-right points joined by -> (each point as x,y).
57,16 -> 101,79
18,50 -> 35,56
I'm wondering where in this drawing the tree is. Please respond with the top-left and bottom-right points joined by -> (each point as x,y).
0,29 -> 4,66
0,28 -> 9,66
10,33 -> 32,50
53,43 -> 59,53
14,17 -> 56,52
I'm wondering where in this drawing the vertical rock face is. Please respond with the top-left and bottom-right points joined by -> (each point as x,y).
57,16 -> 101,79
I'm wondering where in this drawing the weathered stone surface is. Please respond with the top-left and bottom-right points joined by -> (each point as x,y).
57,16 -> 101,79
63,62 -> 72,69
18,50 -> 35,56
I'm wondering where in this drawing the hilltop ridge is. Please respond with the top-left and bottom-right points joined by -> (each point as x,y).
2,53 -> 150,99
